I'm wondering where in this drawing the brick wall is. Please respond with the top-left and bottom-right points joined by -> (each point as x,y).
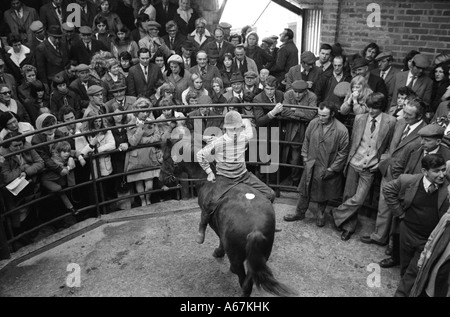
320,0 -> 450,67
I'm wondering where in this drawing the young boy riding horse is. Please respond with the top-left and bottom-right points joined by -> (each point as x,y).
196,111 -> 276,244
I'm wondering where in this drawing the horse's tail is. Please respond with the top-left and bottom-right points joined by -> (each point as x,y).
245,231 -> 295,297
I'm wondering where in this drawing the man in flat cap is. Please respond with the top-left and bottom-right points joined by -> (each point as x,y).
223,72 -> 245,102
82,84 -> 107,130
261,37 -> 274,52
35,25 -> 69,85
352,57 -> 389,104
155,0 -> 178,37
61,22 -> 79,54
139,21 -> 172,60
390,53 -> 433,109
371,51 -> 400,107
285,51 -> 320,91
313,55 -> 352,105
69,63 -> 99,114
69,26 -> 109,65
105,83 -> 135,113
28,20 -> 46,52
243,71 -> 261,96
218,22 -> 232,41
375,124 -> 450,272
282,80 -> 318,187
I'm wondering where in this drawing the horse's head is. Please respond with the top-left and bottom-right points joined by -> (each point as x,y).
161,138 -> 210,183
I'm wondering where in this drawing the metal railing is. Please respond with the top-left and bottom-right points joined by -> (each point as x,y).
0,102 -> 380,260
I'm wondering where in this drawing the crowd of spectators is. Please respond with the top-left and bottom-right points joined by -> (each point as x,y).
0,0 -> 450,297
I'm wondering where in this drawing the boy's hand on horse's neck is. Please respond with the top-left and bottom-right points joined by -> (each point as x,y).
207,172 -> 216,182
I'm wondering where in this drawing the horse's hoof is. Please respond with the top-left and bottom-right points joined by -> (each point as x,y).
212,248 -> 225,258
275,228 -> 282,232
196,233 -> 205,244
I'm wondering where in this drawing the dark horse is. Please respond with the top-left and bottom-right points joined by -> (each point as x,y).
162,139 -> 293,297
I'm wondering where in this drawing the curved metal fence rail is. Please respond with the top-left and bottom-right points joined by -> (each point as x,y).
0,103 -> 379,260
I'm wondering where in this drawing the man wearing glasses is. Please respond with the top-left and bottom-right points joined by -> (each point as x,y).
0,84 -> 30,123
0,59 -> 18,100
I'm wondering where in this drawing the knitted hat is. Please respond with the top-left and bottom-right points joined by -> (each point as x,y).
35,113 -> 57,131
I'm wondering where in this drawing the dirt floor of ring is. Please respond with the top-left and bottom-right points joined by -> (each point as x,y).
0,202 -> 401,297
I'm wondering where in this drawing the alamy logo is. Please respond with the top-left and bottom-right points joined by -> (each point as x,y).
367,3 -> 381,28
170,121 -> 280,173
66,263 -> 81,288
66,4 -> 82,28
366,263 -> 381,288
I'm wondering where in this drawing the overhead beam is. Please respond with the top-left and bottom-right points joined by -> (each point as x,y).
271,0 -> 303,15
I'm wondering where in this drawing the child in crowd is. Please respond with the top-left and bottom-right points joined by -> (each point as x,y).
41,141 -> 78,215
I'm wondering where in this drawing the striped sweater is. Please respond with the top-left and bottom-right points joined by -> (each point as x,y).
197,119 -> 253,178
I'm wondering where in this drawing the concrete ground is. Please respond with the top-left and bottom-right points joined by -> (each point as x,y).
0,193 -> 400,297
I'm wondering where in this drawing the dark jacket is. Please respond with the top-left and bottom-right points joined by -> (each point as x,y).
39,2 -> 69,29
155,2 -> 178,37
126,63 -> 164,100
3,46 -> 35,84
35,39 -> 69,85
0,142 -> 44,186
269,39 -> 299,83
49,89 -> 81,119
69,78 -> 101,111
245,45 -> 273,72
253,90 -> 288,127
173,9 -> 200,36
31,130 -> 66,175
78,1 -> 98,27
69,38 -> 109,65
313,71 -> 352,105
162,33 -> 187,56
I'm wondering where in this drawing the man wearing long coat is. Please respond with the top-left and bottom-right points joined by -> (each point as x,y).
284,101 -> 349,227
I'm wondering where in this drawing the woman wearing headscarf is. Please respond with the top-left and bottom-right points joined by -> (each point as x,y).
165,54 -> 191,103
